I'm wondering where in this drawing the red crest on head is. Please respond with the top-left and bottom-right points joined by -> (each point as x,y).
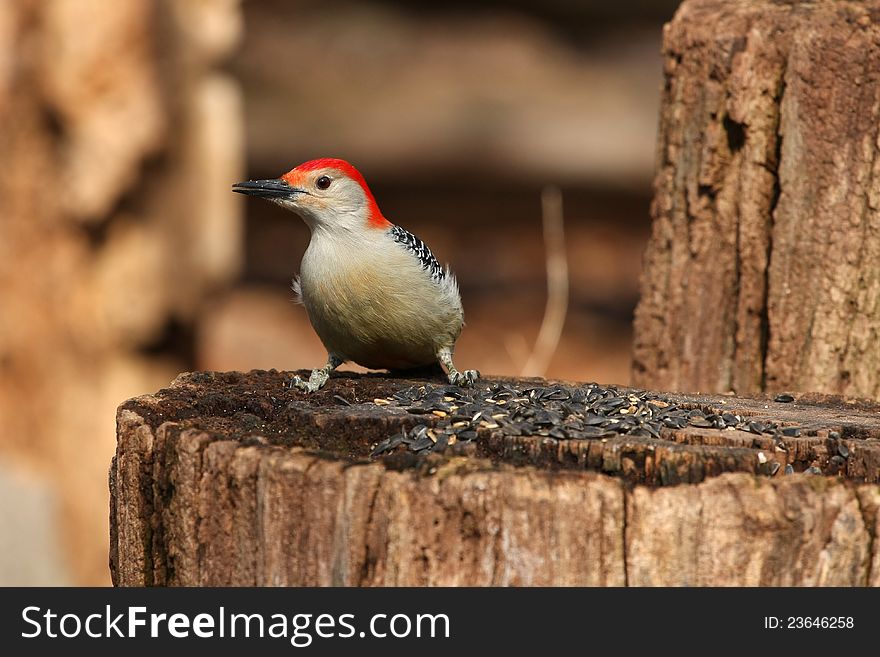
282,158 -> 390,229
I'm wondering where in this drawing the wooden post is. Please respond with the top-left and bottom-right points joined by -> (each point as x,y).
0,0 -> 243,584
110,371 -> 880,586
632,0 -> 880,399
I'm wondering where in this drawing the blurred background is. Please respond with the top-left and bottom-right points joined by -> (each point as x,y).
0,0 -> 679,585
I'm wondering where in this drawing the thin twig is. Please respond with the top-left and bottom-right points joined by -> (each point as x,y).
504,332 -> 531,371
522,186 -> 568,377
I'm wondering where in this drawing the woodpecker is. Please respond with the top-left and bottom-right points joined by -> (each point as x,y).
232,158 -> 480,392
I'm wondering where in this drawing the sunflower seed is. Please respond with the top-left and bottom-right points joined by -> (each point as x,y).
411,435 -> 434,451
367,380 -> 847,459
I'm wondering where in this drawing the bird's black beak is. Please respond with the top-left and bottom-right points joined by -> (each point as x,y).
232,179 -> 301,199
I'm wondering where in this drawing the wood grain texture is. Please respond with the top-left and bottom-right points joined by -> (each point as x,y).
633,0 -> 880,399
110,371 -> 880,586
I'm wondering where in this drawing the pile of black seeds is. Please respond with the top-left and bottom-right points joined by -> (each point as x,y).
368,381 -> 806,458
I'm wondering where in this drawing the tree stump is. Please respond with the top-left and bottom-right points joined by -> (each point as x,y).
632,0 -> 880,399
111,371 -> 880,586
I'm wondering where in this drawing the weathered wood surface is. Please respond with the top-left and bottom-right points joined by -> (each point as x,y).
633,0 -> 880,399
111,371 -> 880,586
0,0 -> 243,584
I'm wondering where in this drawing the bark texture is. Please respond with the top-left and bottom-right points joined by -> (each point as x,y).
111,371 -> 880,586
633,0 -> 880,399
0,0 -> 243,584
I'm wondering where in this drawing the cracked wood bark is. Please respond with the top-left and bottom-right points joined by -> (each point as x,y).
111,371 -> 880,586
632,0 -> 880,399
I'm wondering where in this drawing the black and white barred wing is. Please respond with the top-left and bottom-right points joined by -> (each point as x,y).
389,225 -> 446,282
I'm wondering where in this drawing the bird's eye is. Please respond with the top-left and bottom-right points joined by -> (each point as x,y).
316,175 -> 332,190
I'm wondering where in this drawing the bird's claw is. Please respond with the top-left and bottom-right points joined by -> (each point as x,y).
449,369 -> 480,387
290,368 -> 330,393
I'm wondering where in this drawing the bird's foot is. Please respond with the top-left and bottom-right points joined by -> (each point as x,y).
290,353 -> 343,392
448,368 -> 480,387
290,368 -> 330,393
436,346 -> 479,388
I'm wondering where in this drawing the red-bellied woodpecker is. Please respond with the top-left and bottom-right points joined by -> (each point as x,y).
232,158 -> 480,392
